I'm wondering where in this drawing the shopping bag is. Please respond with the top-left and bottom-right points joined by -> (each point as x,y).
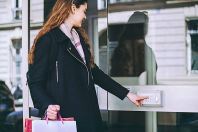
25,115 -> 77,132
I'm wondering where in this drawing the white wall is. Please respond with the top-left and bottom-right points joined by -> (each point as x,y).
0,30 -> 15,88
0,0 -> 13,23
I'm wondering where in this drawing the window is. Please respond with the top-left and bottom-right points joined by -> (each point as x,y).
12,0 -> 22,20
187,19 -> 198,74
98,0 -> 106,9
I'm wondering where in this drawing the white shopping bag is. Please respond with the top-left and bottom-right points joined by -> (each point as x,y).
25,117 -> 77,132
32,120 -> 77,132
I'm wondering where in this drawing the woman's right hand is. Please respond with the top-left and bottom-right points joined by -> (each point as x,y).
46,105 -> 60,120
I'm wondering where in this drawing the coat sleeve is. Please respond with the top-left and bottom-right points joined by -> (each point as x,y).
91,64 -> 129,100
27,34 -> 54,117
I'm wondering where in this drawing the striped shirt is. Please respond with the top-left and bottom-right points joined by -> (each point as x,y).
60,23 -> 86,64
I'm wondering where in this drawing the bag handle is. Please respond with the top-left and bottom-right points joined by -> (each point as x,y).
43,111 -> 64,124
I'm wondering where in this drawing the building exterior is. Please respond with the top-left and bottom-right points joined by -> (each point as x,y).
0,0 -> 44,89
0,0 -> 22,89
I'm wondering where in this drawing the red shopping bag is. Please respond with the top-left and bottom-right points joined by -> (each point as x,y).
25,114 -> 77,132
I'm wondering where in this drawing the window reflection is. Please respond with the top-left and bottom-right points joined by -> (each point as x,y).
110,11 -> 157,79
107,11 -> 157,85
105,0 -> 198,132
105,1 -> 198,85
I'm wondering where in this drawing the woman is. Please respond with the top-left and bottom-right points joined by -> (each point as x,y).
27,0 -> 148,132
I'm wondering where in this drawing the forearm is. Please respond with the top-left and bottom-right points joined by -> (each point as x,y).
91,64 -> 129,100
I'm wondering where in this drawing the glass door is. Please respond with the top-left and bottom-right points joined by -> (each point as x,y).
95,0 -> 198,132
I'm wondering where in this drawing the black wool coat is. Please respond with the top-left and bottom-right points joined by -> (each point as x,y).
27,27 -> 129,132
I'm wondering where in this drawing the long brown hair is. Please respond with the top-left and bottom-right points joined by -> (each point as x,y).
28,0 -> 94,66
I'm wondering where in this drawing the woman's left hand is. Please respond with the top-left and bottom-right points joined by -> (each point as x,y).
127,92 -> 149,107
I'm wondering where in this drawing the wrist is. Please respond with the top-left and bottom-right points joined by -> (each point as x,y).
127,92 -> 136,98
127,92 -> 130,98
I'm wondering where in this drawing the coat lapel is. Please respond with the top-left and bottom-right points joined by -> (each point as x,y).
68,42 -> 85,63
54,27 -> 85,63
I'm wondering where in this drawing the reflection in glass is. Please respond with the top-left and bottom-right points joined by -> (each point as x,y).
105,0 -> 198,132
109,11 -> 157,85
110,22 -> 146,76
158,112 -> 198,132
